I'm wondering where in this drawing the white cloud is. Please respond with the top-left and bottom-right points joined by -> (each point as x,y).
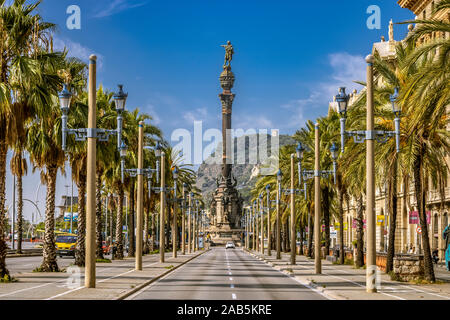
145,104 -> 161,125
93,0 -> 148,18
279,52 -> 366,131
234,115 -> 274,131
53,36 -> 104,70
183,107 -> 208,123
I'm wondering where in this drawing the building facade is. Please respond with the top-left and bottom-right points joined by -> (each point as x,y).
329,0 -> 449,259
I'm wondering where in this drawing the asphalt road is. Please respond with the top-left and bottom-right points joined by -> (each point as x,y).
6,255 -> 75,274
129,247 -> 329,300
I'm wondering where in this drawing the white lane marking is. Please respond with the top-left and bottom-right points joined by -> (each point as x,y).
126,249 -> 213,300
301,259 -> 450,300
0,282 -> 53,298
0,258 -> 144,298
276,260 -> 405,300
46,262 -> 159,300
232,293 -> 237,300
397,284 -> 450,300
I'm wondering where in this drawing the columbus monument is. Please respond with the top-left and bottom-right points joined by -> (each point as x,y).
207,41 -> 244,245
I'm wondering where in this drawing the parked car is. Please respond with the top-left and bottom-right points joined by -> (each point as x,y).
225,241 -> 235,249
102,241 -> 111,255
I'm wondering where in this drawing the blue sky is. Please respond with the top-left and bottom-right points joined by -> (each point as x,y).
5,0 -> 415,224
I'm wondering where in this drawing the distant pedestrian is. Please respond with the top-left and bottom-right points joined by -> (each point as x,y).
443,225 -> 450,271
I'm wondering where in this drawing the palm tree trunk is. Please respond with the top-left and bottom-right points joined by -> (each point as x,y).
307,203 -> 313,257
95,170 -> 104,259
356,195 -> 365,268
75,172 -> 86,266
299,221 -> 304,255
0,140 -> 10,278
40,166 -> 59,272
386,158 -> 398,273
128,182 -> 135,257
413,146 -> 435,281
143,206 -> 149,254
16,169 -> 23,254
115,188 -> 124,260
150,212 -> 155,252
166,202 -> 170,250
338,187 -> 345,265
281,222 -> 286,252
323,186 -> 331,257
108,193 -> 115,247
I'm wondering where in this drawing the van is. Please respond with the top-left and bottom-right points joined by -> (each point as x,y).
55,233 -> 77,258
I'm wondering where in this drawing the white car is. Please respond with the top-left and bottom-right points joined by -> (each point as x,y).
225,241 -> 235,249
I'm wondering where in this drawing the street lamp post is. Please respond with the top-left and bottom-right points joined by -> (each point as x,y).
188,192 -> 192,254
337,55 -> 401,293
276,165 -> 307,265
266,186 -> 273,256
297,133 -> 338,274
181,184 -> 187,255
171,167 -> 179,258
58,55 -> 126,288
259,193 -> 264,255
120,138 -> 159,270
252,201 -> 256,251
159,152 -> 166,263
276,172 -> 282,259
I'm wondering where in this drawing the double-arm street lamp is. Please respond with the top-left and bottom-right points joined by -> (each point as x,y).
296,129 -> 338,274
265,185 -> 276,257
258,193 -> 264,255
336,54 -> 401,293
167,167 -> 180,258
276,159 -> 307,265
59,55 -> 127,288
120,134 -> 160,270
181,183 -> 188,255
252,200 -> 257,252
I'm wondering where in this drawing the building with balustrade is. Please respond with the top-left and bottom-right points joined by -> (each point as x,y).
328,0 -> 449,260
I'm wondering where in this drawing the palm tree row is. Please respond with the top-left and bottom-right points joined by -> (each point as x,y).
250,3 -> 450,282
0,0 -> 198,277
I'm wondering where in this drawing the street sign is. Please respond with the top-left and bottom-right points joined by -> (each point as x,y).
376,215 -> 385,226
409,211 -> 431,224
416,226 -> 422,234
352,218 -> 366,229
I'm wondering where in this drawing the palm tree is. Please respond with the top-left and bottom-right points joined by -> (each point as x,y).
0,0 -> 56,278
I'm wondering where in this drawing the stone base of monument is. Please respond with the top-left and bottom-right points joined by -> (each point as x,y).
208,226 -> 243,246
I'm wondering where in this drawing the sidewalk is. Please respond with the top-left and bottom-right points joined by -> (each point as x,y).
0,250 -> 207,300
245,249 -> 450,300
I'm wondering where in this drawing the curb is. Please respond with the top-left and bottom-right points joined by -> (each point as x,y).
244,249 -> 343,300
6,253 -> 42,258
117,249 -> 210,300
